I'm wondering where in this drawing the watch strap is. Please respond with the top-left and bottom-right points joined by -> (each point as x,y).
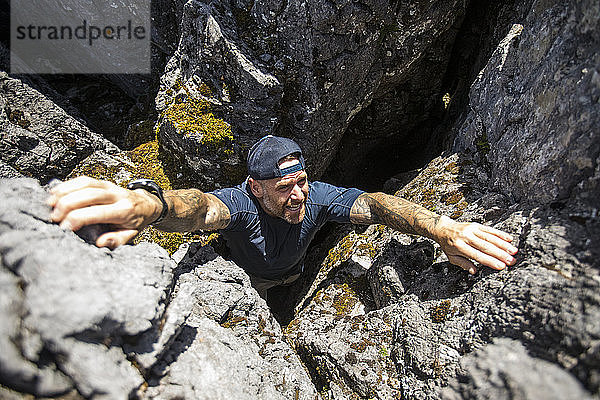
127,179 -> 168,225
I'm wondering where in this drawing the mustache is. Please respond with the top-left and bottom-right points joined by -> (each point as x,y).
286,198 -> 306,207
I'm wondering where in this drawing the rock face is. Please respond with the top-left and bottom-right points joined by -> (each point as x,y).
142,243 -> 317,399
440,338 -> 591,400
155,0 -> 469,188
284,1 -> 600,398
0,179 -> 316,399
453,2 -> 600,205
0,73 -> 117,183
0,178 -> 175,398
0,0 -> 598,399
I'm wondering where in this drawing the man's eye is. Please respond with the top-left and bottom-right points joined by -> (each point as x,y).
298,179 -> 306,186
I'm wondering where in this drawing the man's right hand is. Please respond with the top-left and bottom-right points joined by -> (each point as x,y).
47,176 -> 163,249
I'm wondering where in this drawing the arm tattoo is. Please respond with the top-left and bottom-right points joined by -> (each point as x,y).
153,189 -> 230,232
350,192 -> 441,238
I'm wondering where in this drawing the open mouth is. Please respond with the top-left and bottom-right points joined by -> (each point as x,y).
286,203 -> 303,212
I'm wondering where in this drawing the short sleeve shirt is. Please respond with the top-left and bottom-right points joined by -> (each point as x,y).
210,181 -> 363,280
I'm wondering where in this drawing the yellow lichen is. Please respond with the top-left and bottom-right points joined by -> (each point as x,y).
128,141 -> 172,190
198,82 -> 213,98
441,190 -> 464,206
8,109 -> 31,129
221,316 -> 248,329
162,95 -> 234,155
442,93 -> 451,109
322,231 -> 382,271
70,162 -> 122,183
331,283 -> 359,316
476,132 -> 491,156
444,162 -> 460,175
126,120 -> 156,148
69,121 -> 218,254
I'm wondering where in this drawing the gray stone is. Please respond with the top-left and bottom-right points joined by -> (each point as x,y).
286,282 -> 399,399
453,0 -> 600,205
0,179 -> 318,399
0,73 -> 118,184
440,338 -> 592,400
144,243 -> 318,399
0,265 -> 73,397
367,238 -> 435,308
291,148 -> 599,398
0,160 -> 24,179
0,178 -> 175,398
144,317 -> 286,400
155,0 -> 470,188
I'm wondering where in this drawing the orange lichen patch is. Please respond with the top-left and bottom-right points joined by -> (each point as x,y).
430,300 -> 452,323
441,190 -> 464,206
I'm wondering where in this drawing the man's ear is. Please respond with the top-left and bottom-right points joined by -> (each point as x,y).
248,178 -> 263,198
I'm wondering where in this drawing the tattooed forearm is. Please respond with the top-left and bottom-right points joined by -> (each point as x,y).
153,189 -> 230,232
350,192 -> 442,239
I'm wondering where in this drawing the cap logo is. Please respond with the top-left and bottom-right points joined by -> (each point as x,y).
279,162 -> 303,177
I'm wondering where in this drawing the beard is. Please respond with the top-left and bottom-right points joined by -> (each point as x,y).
261,191 -> 306,224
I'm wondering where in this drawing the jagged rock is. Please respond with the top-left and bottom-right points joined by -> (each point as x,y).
144,317 -> 290,399
453,0 -> 600,205
291,155 -> 599,400
288,4 -> 600,391
286,282 -> 399,399
0,73 -> 118,184
0,178 -> 175,398
155,0 -> 469,187
0,160 -> 23,179
144,243 -> 318,399
367,238 -> 435,308
440,338 -> 591,400
0,179 -> 318,399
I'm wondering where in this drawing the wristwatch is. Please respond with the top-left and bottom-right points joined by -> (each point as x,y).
127,179 -> 168,225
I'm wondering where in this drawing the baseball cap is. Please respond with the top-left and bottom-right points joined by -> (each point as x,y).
247,135 -> 306,180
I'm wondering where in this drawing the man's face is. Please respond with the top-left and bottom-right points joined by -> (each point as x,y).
254,158 -> 309,224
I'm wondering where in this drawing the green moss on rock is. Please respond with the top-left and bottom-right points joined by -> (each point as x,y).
69,125 -> 219,254
162,95 -> 234,155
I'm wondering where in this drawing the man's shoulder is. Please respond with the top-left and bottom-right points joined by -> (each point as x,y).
209,181 -> 258,214
308,180 -> 359,197
308,180 -> 342,193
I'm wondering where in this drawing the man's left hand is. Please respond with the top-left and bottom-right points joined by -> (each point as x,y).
433,216 -> 518,274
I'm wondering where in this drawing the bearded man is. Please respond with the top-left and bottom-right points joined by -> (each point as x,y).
48,135 -> 518,296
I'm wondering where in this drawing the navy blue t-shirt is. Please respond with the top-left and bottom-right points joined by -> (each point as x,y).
210,181 -> 363,280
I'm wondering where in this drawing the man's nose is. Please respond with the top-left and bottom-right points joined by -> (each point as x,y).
290,184 -> 303,200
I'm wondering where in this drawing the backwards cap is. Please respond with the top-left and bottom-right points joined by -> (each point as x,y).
247,135 -> 306,180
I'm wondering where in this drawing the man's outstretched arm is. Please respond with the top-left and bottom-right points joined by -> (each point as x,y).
47,176 -> 230,249
350,192 -> 518,274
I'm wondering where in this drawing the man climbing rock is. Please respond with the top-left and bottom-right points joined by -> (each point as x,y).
47,135 -> 518,296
